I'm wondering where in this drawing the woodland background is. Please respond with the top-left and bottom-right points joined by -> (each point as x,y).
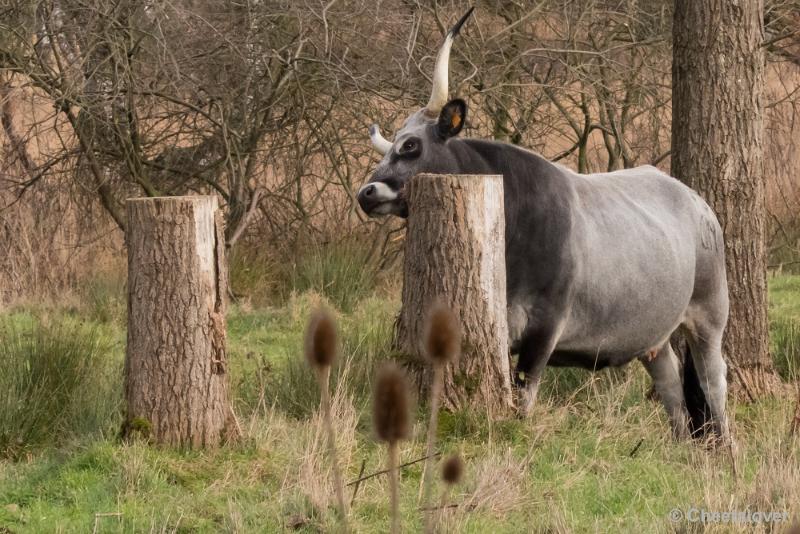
2,2 -> 800,532
1,0 -> 799,303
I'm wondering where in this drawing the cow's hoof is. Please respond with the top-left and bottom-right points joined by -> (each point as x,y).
514,383 -> 538,419
516,403 -> 533,419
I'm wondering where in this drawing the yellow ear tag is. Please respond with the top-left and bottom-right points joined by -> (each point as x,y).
451,114 -> 462,129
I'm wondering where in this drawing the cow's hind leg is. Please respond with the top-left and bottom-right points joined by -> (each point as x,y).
514,327 -> 559,417
684,313 -> 730,442
640,342 -> 690,439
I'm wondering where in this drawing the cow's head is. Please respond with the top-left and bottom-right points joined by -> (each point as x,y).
357,8 -> 474,218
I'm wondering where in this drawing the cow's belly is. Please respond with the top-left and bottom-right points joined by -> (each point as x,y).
556,209 -> 696,356
547,348 -> 637,370
556,281 -> 690,356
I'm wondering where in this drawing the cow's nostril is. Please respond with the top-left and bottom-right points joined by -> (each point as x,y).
364,185 -> 375,197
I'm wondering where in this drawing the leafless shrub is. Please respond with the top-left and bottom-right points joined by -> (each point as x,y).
1,0 -> 799,298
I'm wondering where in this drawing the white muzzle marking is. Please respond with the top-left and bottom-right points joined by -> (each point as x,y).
359,182 -> 398,202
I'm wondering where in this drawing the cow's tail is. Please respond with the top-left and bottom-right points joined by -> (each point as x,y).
682,343 -> 711,438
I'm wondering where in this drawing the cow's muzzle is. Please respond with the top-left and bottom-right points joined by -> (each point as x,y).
357,182 -> 407,218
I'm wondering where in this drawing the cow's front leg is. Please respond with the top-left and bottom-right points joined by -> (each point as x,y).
514,372 -> 541,417
514,328 -> 559,417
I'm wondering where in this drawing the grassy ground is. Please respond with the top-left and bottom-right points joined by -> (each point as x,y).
0,277 -> 799,533
769,275 -> 800,379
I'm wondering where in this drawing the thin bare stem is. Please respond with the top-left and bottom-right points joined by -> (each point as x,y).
389,441 -> 400,534
350,459 -> 367,505
319,368 -> 349,532
435,483 -> 453,531
420,364 -> 444,532
346,453 -> 441,487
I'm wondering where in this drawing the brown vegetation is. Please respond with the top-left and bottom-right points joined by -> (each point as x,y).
420,302 -> 460,531
304,308 -> 349,528
1,1 -> 798,303
372,362 -> 412,534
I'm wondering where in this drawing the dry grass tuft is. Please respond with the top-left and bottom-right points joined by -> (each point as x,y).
372,362 -> 412,534
436,448 -> 530,533
461,449 -> 528,516
278,378 -> 359,520
692,396 -> 800,533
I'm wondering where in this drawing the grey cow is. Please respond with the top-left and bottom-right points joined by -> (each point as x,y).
357,9 -> 729,441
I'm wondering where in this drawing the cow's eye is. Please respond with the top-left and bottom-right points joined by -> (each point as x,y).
398,138 -> 421,158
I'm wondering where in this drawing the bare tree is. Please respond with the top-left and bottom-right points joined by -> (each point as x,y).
672,0 -> 780,397
1,0 -> 798,304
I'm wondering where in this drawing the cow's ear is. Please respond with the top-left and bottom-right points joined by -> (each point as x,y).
437,99 -> 467,139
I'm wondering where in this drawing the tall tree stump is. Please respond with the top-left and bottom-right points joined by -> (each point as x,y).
124,196 -> 236,447
396,173 -> 513,416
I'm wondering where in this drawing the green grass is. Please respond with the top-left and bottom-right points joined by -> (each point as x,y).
283,240 -> 379,313
0,276 -> 798,532
226,292 -> 397,419
230,239 -> 381,312
0,313 -> 122,459
769,275 -> 800,379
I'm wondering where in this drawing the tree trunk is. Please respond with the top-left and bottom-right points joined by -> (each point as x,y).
124,196 -> 237,447
395,174 -> 513,416
672,0 -> 780,397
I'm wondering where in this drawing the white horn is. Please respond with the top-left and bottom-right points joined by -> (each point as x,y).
425,7 -> 474,116
369,124 -> 393,155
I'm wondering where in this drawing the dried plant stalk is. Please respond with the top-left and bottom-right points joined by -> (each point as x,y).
388,441 -> 401,534
420,304 -> 460,532
306,309 -> 348,530
305,310 -> 338,369
373,363 -> 411,444
319,367 -> 349,530
424,303 -> 461,366
435,454 -> 465,531
373,363 -> 411,534
441,454 -> 464,485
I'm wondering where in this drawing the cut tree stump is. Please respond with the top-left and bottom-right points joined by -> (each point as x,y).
123,196 -> 237,447
395,173 -> 513,416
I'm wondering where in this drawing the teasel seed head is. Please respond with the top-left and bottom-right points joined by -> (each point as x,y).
424,302 -> 460,366
305,308 -> 338,370
441,454 -> 464,485
372,362 -> 411,444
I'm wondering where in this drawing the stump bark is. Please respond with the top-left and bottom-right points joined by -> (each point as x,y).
396,173 -> 513,415
124,196 -> 236,447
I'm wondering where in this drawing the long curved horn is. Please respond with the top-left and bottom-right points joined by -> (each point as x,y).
369,124 -> 393,155
424,7 -> 474,116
